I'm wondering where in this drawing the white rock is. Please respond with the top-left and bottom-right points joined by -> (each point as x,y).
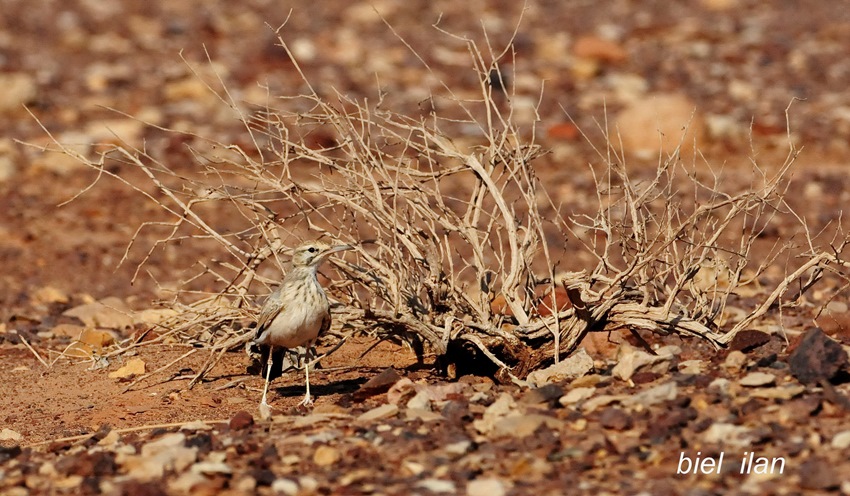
527,348 -> 594,387
0,73 -> 36,112
121,433 -> 198,481
678,359 -> 704,375
749,385 -> 805,400
416,478 -> 456,493
831,430 -> 850,450
467,477 -> 508,496
626,381 -> 678,407
271,478 -> 299,496
443,440 -> 472,456
702,423 -> 753,447
739,372 -> 776,387
612,345 -> 673,380
0,428 -> 22,442
558,387 -> 596,406
357,403 -> 398,422
473,393 -> 517,434
723,350 -> 748,370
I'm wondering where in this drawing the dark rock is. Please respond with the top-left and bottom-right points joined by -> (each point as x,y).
799,457 -> 840,490
788,327 -> 848,384
354,367 -> 402,400
229,411 -> 254,430
729,329 -> 771,352
520,384 -> 564,405
599,407 -> 633,431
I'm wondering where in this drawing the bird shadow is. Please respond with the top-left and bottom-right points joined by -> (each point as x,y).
270,377 -> 367,398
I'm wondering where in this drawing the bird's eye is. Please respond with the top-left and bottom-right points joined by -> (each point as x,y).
308,247 -> 317,253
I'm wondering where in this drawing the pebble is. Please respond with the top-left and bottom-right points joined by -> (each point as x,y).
831,430 -> 850,450
271,478 -> 299,496
416,478 -> 456,494
357,404 -> 399,422
108,358 -> 146,379
614,94 -> 705,159
572,35 -> 627,64
558,387 -> 596,406
611,345 -> 673,380
0,72 -> 36,113
738,371 -> 776,387
724,350 -> 748,370
312,446 -> 341,467
229,411 -> 254,431
526,348 -> 593,386
467,477 -> 508,496
63,297 -> 134,330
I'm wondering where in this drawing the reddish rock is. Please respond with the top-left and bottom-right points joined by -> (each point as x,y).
572,35 -> 627,64
229,411 -> 255,430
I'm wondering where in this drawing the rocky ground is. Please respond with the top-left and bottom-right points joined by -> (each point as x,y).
2,0 -> 850,494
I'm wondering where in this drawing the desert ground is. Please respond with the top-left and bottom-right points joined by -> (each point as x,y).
2,1 -> 850,494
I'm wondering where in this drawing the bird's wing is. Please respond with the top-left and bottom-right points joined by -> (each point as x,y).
253,288 -> 284,341
319,310 -> 331,336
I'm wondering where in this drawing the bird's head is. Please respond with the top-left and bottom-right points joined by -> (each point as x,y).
291,240 -> 353,268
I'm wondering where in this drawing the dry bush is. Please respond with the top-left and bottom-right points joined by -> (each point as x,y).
40,32 -> 850,385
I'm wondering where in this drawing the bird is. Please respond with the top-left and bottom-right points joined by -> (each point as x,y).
251,239 -> 352,415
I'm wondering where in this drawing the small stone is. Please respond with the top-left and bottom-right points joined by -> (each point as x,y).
724,350 -> 748,370
825,301 -> 849,315
677,359 -> 703,375
612,346 -> 673,380
729,330 -> 771,352
108,358 -> 146,379
97,430 -> 121,446
406,390 -> 433,411
63,297 -> 134,330
526,348 -> 594,386
626,381 -> 678,408
416,478 -> 456,493
32,286 -> 70,305
121,433 -> 197,481
190,461 -> 232,475
357,403 -> 399,422
789,327 -> 848,384
702,423 -> 752,447
271,478 -> 299,496
180,421 -> 213,432
739,372 -> 776,387
467,477 -> 508,496
520,384 -> 564,405
229,411 -> 254,430
558,387 -> 596,406
443,440 -> 472,456
491,414 -> 562,438
0,72 -> 36,113
598,407 -> 632,430
79,328 -> 116,348
312,446 -> 341,467
355,367 -> 402,399
0,428 -> 22,443
831,430 -> 850,450
799,457 -> 840,490
473,393 -> 516,434
748,384 -> 805,400
572,35 -> 627,64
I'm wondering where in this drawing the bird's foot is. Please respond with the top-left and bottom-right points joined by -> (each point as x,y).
298,394 -> 314,409
259,400 -> 273,420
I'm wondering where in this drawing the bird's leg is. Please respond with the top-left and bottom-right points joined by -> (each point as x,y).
260,345 -> 274,409
299,343 -> 316,407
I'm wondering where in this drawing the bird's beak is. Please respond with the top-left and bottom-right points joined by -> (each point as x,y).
325,244 -> 354,256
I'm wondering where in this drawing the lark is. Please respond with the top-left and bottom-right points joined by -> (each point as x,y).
251,240 -> 352,416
